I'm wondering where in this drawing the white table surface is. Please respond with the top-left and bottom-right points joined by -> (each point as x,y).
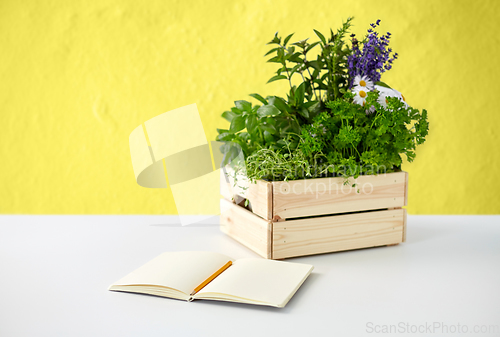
1,215 -> 499,337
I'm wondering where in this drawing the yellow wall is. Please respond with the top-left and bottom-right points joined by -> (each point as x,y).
1,0 -> 498,214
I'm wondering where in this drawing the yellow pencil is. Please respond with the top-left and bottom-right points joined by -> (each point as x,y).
190,261 -> 233,296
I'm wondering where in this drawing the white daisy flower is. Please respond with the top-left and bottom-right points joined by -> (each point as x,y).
375,85 -> 395,107
352,85 -> 369,106
392,89 -> 409,107
353,75 -> 374,91
375,85 -> 409,108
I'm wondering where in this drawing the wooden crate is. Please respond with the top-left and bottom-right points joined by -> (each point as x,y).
220,170 -> 408,259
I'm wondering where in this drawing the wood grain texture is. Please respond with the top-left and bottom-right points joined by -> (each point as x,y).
272,208 -> 405,259
219,199 -> 272,258
404,171 -> 409,206
402,208 -> 407,242
272,171 -> 407,220
220,167 -> 272,219
245,180 -> 273,220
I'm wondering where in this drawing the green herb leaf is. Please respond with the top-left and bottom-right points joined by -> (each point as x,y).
267,56 -> 281,63
229,115 -> 246,133
246,114 -> 258,133
264,116 -> 276,125
257,104 -> 281,117
283,33 -> 294,46
260,123 -> 277,134
267,32 -> 281,45
306,41 -> 320,53
375,81 -> 392,89
268,96 -> 292,113
221,110 -> 237,122
264,47 -> 279,56
215,132 -> 234,141
249,93 -> 268,105
230,107 -> 242,114
289,64 -> 301,77
308,60 -> 322,71
298,107 -> 309,118
305,101 -> 321,117
295,82 -> 305,105
288,52 -> 303,63
267,74 -> 287,84
235,100 -> 252,112
313,29 -> 326,45
263,130 -> 274,143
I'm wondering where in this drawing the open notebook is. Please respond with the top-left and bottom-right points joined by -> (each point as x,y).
109,251 -> 313,308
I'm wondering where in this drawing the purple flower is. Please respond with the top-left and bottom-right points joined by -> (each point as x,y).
347,21 -> 398,87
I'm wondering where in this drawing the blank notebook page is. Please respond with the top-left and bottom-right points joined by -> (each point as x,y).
112,251 -> 231,294
198,259 -> 313,306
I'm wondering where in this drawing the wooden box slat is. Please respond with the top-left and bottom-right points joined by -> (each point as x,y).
272,171 -> 407,220
402,206 -> 407,243
272,208 -> 406,259
220,198 -> 272,259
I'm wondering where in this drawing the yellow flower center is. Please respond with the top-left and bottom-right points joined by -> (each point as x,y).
360,80 -> 366,87
359,90 -> 366,98
402,94 -> 406,101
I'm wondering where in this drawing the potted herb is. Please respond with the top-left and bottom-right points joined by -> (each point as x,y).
217,18 -> 429,259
